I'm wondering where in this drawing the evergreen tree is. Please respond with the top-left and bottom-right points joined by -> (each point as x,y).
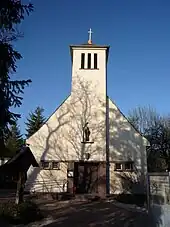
5,121 -> 23,157
25,107 -> 46,138
0,1 -> 33,156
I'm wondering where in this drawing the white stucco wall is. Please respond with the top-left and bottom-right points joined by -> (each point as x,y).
26,163 -> 67,193
26,45 -> 108,192
27,87 -> 106,161
26,96 -> 148,193
26,44 -> 149,194
110,163 -> 139,194
26,92 -> 106,192
109,98 -> 149,194
71,47 -> 107,97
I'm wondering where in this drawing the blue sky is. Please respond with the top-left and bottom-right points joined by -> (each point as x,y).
14,0 -> 170,135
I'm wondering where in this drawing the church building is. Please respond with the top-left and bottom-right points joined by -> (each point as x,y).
25,29 -> 149,197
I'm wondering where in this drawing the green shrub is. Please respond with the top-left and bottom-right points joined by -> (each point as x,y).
0,200 -> 44,224
115,193 -> 146,206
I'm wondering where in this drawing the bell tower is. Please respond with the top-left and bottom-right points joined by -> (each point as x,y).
70,29 -> 110,97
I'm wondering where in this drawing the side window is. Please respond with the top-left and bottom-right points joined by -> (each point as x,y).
41,160 -> 61,170
115,163 -> 122,171
125,163 -> 133,171
52,162 -> 60,170
41,161 -> 50,169
114,162 -> 134,171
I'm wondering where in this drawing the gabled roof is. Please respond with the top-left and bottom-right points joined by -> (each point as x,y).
26,95 -> 70,142
108,96 -> 150,145
0,146 -> 39,174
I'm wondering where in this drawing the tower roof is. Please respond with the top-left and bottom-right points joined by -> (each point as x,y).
70,44 -> 110,62
70,43 -> 109,48
70,29 -> 110,62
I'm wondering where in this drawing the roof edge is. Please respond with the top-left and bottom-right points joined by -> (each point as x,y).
70,44 -> 110,49
70,44 -> 110,63
26,94 -> 71,142
108,96 -> 150,144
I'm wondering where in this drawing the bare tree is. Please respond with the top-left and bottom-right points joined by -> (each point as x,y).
128,106 -> 160,135
128,106 -> 170,171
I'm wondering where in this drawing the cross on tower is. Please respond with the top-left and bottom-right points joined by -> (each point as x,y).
88,28 -> 93,44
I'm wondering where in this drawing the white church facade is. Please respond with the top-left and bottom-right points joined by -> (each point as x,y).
25,30 -> 149,196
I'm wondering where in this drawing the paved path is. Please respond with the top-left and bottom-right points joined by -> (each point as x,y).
0,192 -> 154,227
31,199 -> 153,227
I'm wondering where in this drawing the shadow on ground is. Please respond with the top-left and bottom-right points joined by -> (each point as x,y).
35,199 -> 152,227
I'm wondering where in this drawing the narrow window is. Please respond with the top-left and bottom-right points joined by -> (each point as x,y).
87,53 -> 91,69
125,162 -> 133,171
115,163 -> 122,171
41,161 -> 50,169
81,53 -> 85,69
94,53 -> 98,69
52,161 -> 60,170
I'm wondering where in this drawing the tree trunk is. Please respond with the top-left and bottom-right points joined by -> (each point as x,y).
0,136 -> 6,157
15,172 -> 25,204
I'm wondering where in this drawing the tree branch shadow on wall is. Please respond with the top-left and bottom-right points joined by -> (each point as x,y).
25,76 -> 106,196
25,75 -> 162,226
101,100 -> 162,226
112,171 -> 146,206
25,109 -> 70,195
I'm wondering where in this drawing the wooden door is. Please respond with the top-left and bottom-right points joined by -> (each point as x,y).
74,162 -> 99,194
84,163 -> 98,193
75,163 -> 86,193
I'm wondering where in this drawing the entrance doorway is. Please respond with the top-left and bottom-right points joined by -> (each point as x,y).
74,162 -> 99,194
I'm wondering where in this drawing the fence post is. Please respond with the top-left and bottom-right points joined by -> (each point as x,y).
168,172 -> 170,204
146,172 -> 150,213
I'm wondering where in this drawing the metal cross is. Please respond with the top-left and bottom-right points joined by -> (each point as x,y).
88,28 -> 93,43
